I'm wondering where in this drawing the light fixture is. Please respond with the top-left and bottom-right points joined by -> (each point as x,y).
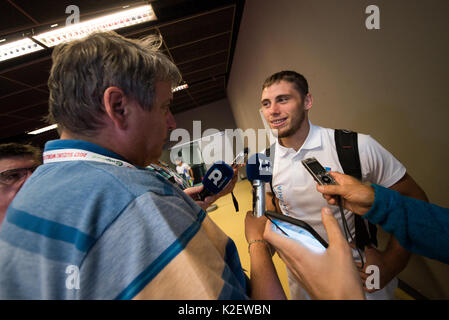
33,4 -> 156,48
27,124 -> 58,135
0,4 -> 156,63
172,83 -> 189,93
0,38 -> 44,62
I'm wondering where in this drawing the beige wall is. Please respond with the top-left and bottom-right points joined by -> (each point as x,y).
227,0 -> 449,299
173,98 -> 237,138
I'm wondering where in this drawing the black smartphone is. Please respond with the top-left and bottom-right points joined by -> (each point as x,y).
301,157 -> 337,185
265,211 -> 328,253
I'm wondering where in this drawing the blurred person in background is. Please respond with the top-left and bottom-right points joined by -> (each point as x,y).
0,143 -> 42,226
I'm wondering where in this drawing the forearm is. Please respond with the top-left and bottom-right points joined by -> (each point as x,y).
378,173 -> 427,273
365,185 -> 449,264
371,184 -> 411,276
381,236 -> 411,276
388,173 -> 428,202
248,241 -> 286,300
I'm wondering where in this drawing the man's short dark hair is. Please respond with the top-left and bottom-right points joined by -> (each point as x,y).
262,71 -> 309,98
0,143 -> 42,164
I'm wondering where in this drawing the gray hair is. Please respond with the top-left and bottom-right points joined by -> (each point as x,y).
47,31 -> 182,135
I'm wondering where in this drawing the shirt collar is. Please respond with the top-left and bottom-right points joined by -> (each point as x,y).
44,139 -> 129,162
276,121 -> 322,158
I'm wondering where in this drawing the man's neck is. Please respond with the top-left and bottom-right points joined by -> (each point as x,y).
60,130 -> 106,149
59,130 -> 157,167
279,120 -> 311,152
60,130 -> 128,161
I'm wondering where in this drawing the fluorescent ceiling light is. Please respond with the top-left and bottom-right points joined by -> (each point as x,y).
34,4 -> 156,48
27,124 -> 58,135
172,83 -> 189,92
0,4 -> 156,63
0,38 -> 44,62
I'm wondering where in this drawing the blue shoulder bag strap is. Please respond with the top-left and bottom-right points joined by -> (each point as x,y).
334,129 -> 378,250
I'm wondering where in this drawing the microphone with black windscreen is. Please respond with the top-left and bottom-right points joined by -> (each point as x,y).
246,153 -> 273,218
198,161 -> 234,201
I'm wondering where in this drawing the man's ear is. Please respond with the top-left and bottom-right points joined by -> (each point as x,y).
103,87 -> 128,130
304,93 -> 313,111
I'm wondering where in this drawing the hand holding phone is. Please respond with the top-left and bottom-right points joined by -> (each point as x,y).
301,157 -> 337,185
263,207 -> 365,300
301,157 -> 364,267
302,157 -> 340,210
265,211 -> 328,254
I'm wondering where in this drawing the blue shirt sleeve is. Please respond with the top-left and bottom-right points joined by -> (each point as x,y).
364,184 -> 449,264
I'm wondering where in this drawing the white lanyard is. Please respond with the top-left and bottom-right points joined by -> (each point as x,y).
43,149 -> 136,169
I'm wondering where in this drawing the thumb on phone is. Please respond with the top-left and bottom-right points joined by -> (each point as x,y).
263,220 -> 312,261
321,207 -> 347,248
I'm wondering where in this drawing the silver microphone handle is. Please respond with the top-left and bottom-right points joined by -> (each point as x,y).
252,179 -> 265,218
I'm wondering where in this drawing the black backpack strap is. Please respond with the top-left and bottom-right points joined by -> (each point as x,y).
334,129 -> 378,250
334,130 -> 362,180
265,144 -> 278,212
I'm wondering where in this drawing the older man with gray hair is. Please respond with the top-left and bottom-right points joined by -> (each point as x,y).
0,32 -> 285,300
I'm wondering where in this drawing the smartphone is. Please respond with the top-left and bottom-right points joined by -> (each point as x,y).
231,147 -> 249,168
265,211 -> 328,254
301,157 -> 337,185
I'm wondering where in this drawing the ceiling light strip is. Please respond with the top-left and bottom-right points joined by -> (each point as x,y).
0,5 -> 156,63
27,124 -> 58,135
33,5 -> 156,48
0,38 -> 44,62
172,83 -> 189,92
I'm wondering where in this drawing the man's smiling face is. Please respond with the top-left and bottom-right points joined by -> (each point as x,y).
261,80 -> 308,138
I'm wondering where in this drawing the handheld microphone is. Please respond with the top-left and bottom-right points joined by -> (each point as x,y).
246,153 -> 273,218
198,161 -> 234,201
